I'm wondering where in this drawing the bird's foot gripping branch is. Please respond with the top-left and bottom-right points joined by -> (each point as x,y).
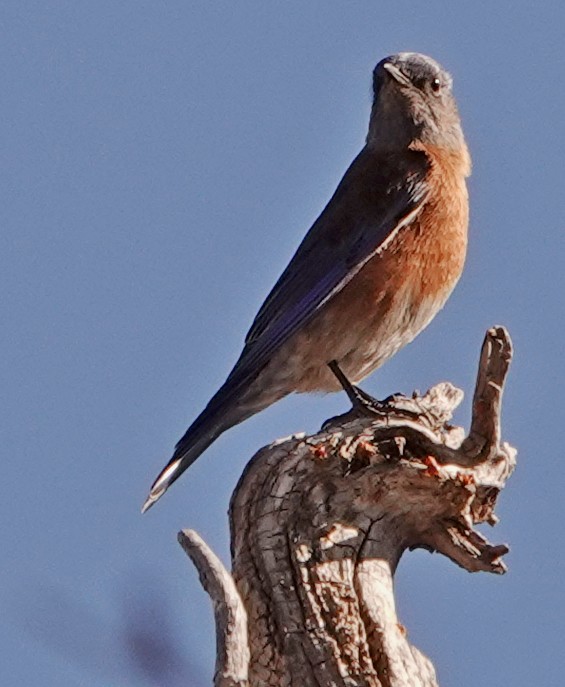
178,327 -> 516,687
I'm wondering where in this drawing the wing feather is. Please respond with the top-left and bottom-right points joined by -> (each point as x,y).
226,146 -> 430,389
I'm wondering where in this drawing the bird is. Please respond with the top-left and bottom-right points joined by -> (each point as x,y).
142,52 -> 471,512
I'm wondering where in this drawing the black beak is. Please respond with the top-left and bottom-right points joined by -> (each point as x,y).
382,62 -> 411,87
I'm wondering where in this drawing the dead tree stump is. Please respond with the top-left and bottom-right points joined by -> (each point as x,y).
178,326 -> 516,687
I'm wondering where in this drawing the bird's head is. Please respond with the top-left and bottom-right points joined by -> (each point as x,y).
367,53 -> 466,153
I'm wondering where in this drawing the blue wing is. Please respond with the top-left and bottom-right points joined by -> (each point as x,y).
229,146 -> 431,387
142,146 -> 431,511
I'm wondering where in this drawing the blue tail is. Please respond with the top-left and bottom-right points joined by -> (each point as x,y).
142,377 -> 287,512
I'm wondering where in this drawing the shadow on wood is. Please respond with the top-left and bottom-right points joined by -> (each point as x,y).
178,326 -> 516,687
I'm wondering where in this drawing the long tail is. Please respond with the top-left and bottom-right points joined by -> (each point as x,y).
141,379 -> 284,512
141,415 -> 223,513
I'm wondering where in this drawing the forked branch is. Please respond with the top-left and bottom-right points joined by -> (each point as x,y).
179,326 -> 516,687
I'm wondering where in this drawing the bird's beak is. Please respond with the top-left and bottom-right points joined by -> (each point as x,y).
382,62 -> 411,87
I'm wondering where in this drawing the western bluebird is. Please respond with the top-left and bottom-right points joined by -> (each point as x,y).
142,52 -> 471,512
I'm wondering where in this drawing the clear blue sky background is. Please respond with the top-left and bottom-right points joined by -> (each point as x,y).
2,2 -> 564,685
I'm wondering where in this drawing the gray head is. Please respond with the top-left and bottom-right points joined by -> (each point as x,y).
367,53 -> 466,152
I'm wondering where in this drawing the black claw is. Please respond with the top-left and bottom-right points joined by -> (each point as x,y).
328,360 -> 389,417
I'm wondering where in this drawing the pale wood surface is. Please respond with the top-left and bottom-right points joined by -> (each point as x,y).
179,327 -> 515,687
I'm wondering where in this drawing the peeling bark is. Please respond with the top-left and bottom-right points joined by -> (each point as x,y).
178,326 -> 516,687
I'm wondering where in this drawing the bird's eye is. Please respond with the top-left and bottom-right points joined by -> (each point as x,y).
431,78 -> 441,93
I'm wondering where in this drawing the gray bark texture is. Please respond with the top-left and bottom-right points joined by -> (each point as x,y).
178,326 -> 516,687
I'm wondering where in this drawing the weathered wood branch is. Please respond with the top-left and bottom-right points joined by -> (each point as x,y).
178,529 -> 249,686
179,326 -> 516,687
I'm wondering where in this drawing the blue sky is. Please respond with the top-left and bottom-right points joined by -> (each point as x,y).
2,2 -> 564,685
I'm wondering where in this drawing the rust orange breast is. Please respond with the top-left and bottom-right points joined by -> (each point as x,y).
269,143 -> 470,393
363,143 -> 469,308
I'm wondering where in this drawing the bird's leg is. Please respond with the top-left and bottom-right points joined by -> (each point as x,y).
328,360 -> 390,416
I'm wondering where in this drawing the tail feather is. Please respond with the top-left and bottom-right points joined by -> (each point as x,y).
142,374 -> 284,512
142,409 -> 228,513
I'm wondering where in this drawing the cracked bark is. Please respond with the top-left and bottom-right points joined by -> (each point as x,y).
178,326 -> 516,687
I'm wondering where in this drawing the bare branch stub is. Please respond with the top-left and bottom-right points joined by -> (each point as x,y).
178,529 -> 249,687
179,327 -> 516,687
